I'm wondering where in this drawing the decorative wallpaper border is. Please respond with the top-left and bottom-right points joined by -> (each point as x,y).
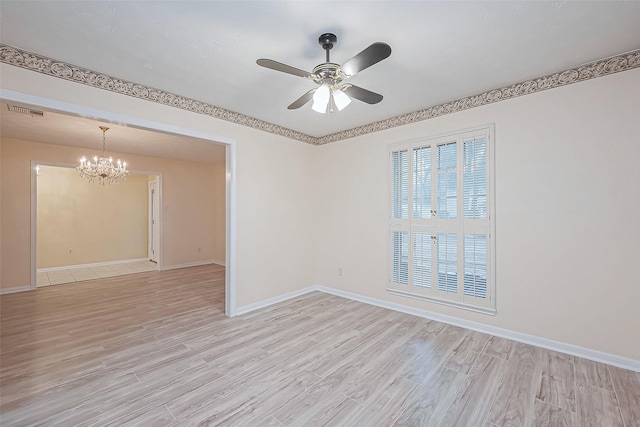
0,44 -> 315,145
1,44 -> 638,145
316,49 -> 640,145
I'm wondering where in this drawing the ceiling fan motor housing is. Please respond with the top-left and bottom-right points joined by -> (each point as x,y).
312,63 -> 345,85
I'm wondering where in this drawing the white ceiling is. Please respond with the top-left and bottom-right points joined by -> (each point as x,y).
1,1 -> 640,142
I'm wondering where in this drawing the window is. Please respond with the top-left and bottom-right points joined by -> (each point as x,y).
388,125 -> 495,313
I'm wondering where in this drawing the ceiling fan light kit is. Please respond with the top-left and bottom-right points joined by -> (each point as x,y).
257,33 -> 391,114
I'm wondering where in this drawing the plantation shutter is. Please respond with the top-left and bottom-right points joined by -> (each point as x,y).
389,125 -> 494,312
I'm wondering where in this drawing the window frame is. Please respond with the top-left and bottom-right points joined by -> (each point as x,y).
387,124 -> 496,315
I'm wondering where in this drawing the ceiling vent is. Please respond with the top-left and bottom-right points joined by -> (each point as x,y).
7,104 -> 45,117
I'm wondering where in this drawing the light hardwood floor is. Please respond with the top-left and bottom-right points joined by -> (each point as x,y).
1,264 -> 638,426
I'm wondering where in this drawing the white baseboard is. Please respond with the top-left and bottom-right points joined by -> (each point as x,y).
38,258 -> 149,272
235,286 -> 317,316
162,260 -> 218,271
0,285 -> 33,295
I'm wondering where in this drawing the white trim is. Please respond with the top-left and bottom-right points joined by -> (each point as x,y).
162,260 -> 218,271
210,259 -> 226,267
2,89 -> 237,317
37,258 -> 151,273
225,142 -> 237,317
233,284 -> 640,373
0,286 -> 32,295
387,288 -> 496,315
30,160 -> 38,291
0,90 -> 236,145
235,286 -> 317,316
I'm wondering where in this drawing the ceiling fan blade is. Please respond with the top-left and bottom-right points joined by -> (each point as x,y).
287,89 -> 316,110
344,85 -> 383,104
256,58 -> 313,78
340,42 -> 391,77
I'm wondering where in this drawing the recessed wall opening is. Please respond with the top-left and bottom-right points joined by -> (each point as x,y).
1,91 -> 236,316
35,164 -> 161,287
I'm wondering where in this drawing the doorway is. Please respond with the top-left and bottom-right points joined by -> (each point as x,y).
34,164 -> 160,287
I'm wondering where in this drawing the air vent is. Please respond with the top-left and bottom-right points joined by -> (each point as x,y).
7,105 -> 45,117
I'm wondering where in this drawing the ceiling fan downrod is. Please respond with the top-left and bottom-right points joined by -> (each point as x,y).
319,33 -> 337,63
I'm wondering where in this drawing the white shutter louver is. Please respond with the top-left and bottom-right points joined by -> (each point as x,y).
391,150 -> 409,219
413,231 -> 432,288
392,231 -> 409,285
437,142 -> 457,219
413,146 -> 431,219
464,234 -> 487,298
463,138 -> 487,219
437,233 -> 457,293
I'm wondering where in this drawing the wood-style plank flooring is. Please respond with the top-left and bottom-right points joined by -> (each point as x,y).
1,264 -> 639,426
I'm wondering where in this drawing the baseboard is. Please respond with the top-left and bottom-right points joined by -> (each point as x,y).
38,258 -> 149,272
313,285 -> 640,373
0,285 -> 33,295
162,260 -> 218,271
211,259 -> 226,267
235,286 -> 317,316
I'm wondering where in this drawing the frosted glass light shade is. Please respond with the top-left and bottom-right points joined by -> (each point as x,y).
332,89 -> 351,111
312,84 -> 330,113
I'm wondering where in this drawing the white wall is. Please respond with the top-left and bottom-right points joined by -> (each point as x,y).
314,68 -> 640,361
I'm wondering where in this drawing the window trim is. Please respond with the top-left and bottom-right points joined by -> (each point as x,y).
387,124 -> 496,315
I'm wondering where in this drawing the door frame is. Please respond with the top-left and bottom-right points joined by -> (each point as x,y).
8,89 -> 238,316
148,177 -> 161,264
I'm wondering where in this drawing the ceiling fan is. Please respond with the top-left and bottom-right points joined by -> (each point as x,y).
257,33 -> 391,113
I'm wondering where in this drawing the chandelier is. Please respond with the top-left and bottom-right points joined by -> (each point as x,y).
77,126 -> 129,185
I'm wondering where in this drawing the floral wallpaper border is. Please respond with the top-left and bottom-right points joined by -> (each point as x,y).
1,44 -> 638,145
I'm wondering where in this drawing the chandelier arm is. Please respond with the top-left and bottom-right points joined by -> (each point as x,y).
77,125 -> 129,185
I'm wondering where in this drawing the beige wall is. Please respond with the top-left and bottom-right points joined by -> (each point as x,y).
0,63 -> 318,308
36,165 -> 149,268
1,137 -> 224,286
314,68 -> 640,361
2,62 -> 638,361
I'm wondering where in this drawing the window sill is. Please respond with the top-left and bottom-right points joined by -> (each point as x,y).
386,288 -> 497,316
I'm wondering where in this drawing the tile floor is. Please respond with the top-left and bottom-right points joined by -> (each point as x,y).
36,260 -> 158,287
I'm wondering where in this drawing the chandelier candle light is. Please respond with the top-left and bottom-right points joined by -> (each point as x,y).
77,126 -> 129,185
